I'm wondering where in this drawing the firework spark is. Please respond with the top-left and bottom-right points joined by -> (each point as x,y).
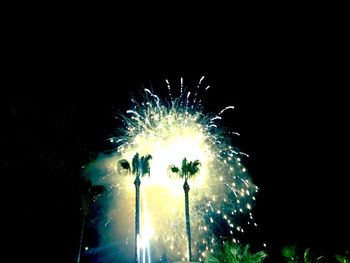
89,77 -> 258,262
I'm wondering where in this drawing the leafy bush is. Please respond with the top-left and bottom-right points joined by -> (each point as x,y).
282,246 -> 325,263
335,251 -> 350,263
206,242 -> 267,263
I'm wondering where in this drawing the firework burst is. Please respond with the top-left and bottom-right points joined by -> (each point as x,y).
89,77 -> 258,262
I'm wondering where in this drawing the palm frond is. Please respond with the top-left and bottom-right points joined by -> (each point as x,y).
141,154 -> 152,176
206,242 -> 267,263
335,254 -> 350,263
117,159 -> 131,175
170,165 -> 180,174
187,160 -> 201,178
168,165 -> 181,180
132,152 -> 140,175
282,246 -> 325,263
181,158 -> 188,176
170,158 -> 201,180
250,250 -> 268,263
144,154 -> 152,162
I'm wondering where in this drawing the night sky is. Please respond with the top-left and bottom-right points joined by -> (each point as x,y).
3,28 -> 348,262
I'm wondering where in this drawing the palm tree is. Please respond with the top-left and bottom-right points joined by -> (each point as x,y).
77,178 -> 105,263
206,242 -> 267,263
118,153 -> 152,263
170,158 -> 201,262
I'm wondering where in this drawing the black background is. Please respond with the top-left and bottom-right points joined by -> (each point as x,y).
2,14 -> 348,262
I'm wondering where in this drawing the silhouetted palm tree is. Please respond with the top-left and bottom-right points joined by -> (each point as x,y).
118,153 -> 152,263
77,178 -> 105,263
170,158 -> 200,262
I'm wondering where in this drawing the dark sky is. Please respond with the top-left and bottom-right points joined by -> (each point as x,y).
3,23 -> 348,262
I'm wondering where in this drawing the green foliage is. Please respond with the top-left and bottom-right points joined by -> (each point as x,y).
170,166 -> 179,173
335,251 -> 350,263
282,245 -> 296,259
118,159 -> 131,171
132,152 -> 140,175
206,242 -> 268,263
170,158 -> 201,180
282,246 -> 326,263
187,159 -> 201,178
140,154 -> 152,175
118,153 -> 152,177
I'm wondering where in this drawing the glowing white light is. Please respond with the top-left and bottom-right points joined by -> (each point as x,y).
100,80 -> 259,262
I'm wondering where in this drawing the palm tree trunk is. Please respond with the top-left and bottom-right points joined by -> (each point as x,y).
77,216 -> 85,263
183,179 -> 192,261
134,176 -> 141,263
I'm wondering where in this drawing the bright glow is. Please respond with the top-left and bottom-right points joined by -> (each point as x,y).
140,201 -> 153,248
90,78 -> 258,262
130,112 -> 210,191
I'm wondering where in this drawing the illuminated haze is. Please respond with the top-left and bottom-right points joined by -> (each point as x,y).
84,77 -> 258,262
